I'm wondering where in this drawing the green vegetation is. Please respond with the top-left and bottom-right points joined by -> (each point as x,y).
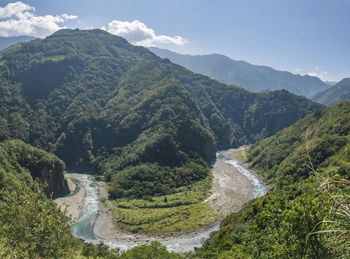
0,184 -> 74,258
0,140 -> 72,258
231,148 -> 247,161
119,242 -> 183,259
194,102 -> 350,258
0,29 -> 327,257
247,101 -> 350,188
116,203 -> 216,235
111,174 -> 217,234
313,78 -> 350,105
0,139 -> 125,258
0,29 -> 321,200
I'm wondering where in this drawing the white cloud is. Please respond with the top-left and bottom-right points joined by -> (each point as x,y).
0,1 -> 34,19
307,71 -> 329,81
294,68 -> 303,73
104,20 -> 186,47
62,14 -> 78,20
0,2 -> 77,38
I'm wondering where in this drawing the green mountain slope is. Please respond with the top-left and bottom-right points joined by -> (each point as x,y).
0,29 -> 321,199
0,139 -> 123,258
194,102 -> 350,258
149,47 -> 330,98
312,78 -> 350,105
0,139 -> 74,257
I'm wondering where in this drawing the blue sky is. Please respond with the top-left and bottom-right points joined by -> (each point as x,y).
1,0 -> 349,82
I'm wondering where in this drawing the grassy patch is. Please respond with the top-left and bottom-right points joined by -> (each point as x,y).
109,173 -> 218,235
232,149 -> 247,162
115,203 -> 216,235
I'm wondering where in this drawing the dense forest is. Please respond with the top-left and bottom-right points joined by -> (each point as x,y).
0,29 -> 321,199
194,102 -> 350,258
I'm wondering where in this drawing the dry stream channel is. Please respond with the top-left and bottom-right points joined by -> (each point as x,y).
63,149 -> 267,253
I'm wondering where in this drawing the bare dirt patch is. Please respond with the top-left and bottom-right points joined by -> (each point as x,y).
205,158 -> 252,217
53,174 -> 85,224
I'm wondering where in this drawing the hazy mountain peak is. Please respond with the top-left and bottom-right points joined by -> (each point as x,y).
149,47 -> 330,98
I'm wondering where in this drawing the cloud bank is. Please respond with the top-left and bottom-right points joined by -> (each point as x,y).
0,1 -> 77,37
103,20 -> 186,47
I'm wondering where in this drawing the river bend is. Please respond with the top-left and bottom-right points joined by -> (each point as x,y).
69,150 -> 267,252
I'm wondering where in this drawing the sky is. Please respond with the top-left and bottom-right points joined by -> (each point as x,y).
0,1 -> 349,82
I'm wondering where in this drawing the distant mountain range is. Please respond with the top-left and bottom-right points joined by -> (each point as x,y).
312,78 -> 350,105
324,80 -> 338,86
0,37 -> 333,99
149,47 -> 331,98
0,35 -> 36,50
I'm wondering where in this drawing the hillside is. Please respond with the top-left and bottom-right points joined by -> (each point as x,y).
149,47 -> 330,98
0,139 -> 73,257
194,102 -> 350,258
0,139 -> 125,258
0,35 -> 36,50
0,29 -> 321,200
312,78 -> 350,105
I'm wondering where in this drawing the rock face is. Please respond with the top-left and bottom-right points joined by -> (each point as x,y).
35,161 -> 69,199
20,147 -> 69,199
0,139 -> 69,198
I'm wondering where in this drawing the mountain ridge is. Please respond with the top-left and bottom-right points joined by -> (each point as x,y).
149,47 -> 330,98
312,78 -> 350,105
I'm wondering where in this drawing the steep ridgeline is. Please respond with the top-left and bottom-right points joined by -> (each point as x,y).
149,47 -> 330,98
194,102 -> 350,258
312,78 -> 350,105
0,29 -> 321,199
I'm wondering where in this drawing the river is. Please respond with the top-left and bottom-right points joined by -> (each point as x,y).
69,150 -> 267,252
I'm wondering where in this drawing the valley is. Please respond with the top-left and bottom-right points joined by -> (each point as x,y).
54,149 -> 267,252
0,24 -> 347,258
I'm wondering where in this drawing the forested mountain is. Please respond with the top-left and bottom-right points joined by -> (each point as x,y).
0,29 -> 321,199
194,102 -> 350,258
312,78 -> 350,105
0,35 -> 36,50
149,47 -> 330,98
